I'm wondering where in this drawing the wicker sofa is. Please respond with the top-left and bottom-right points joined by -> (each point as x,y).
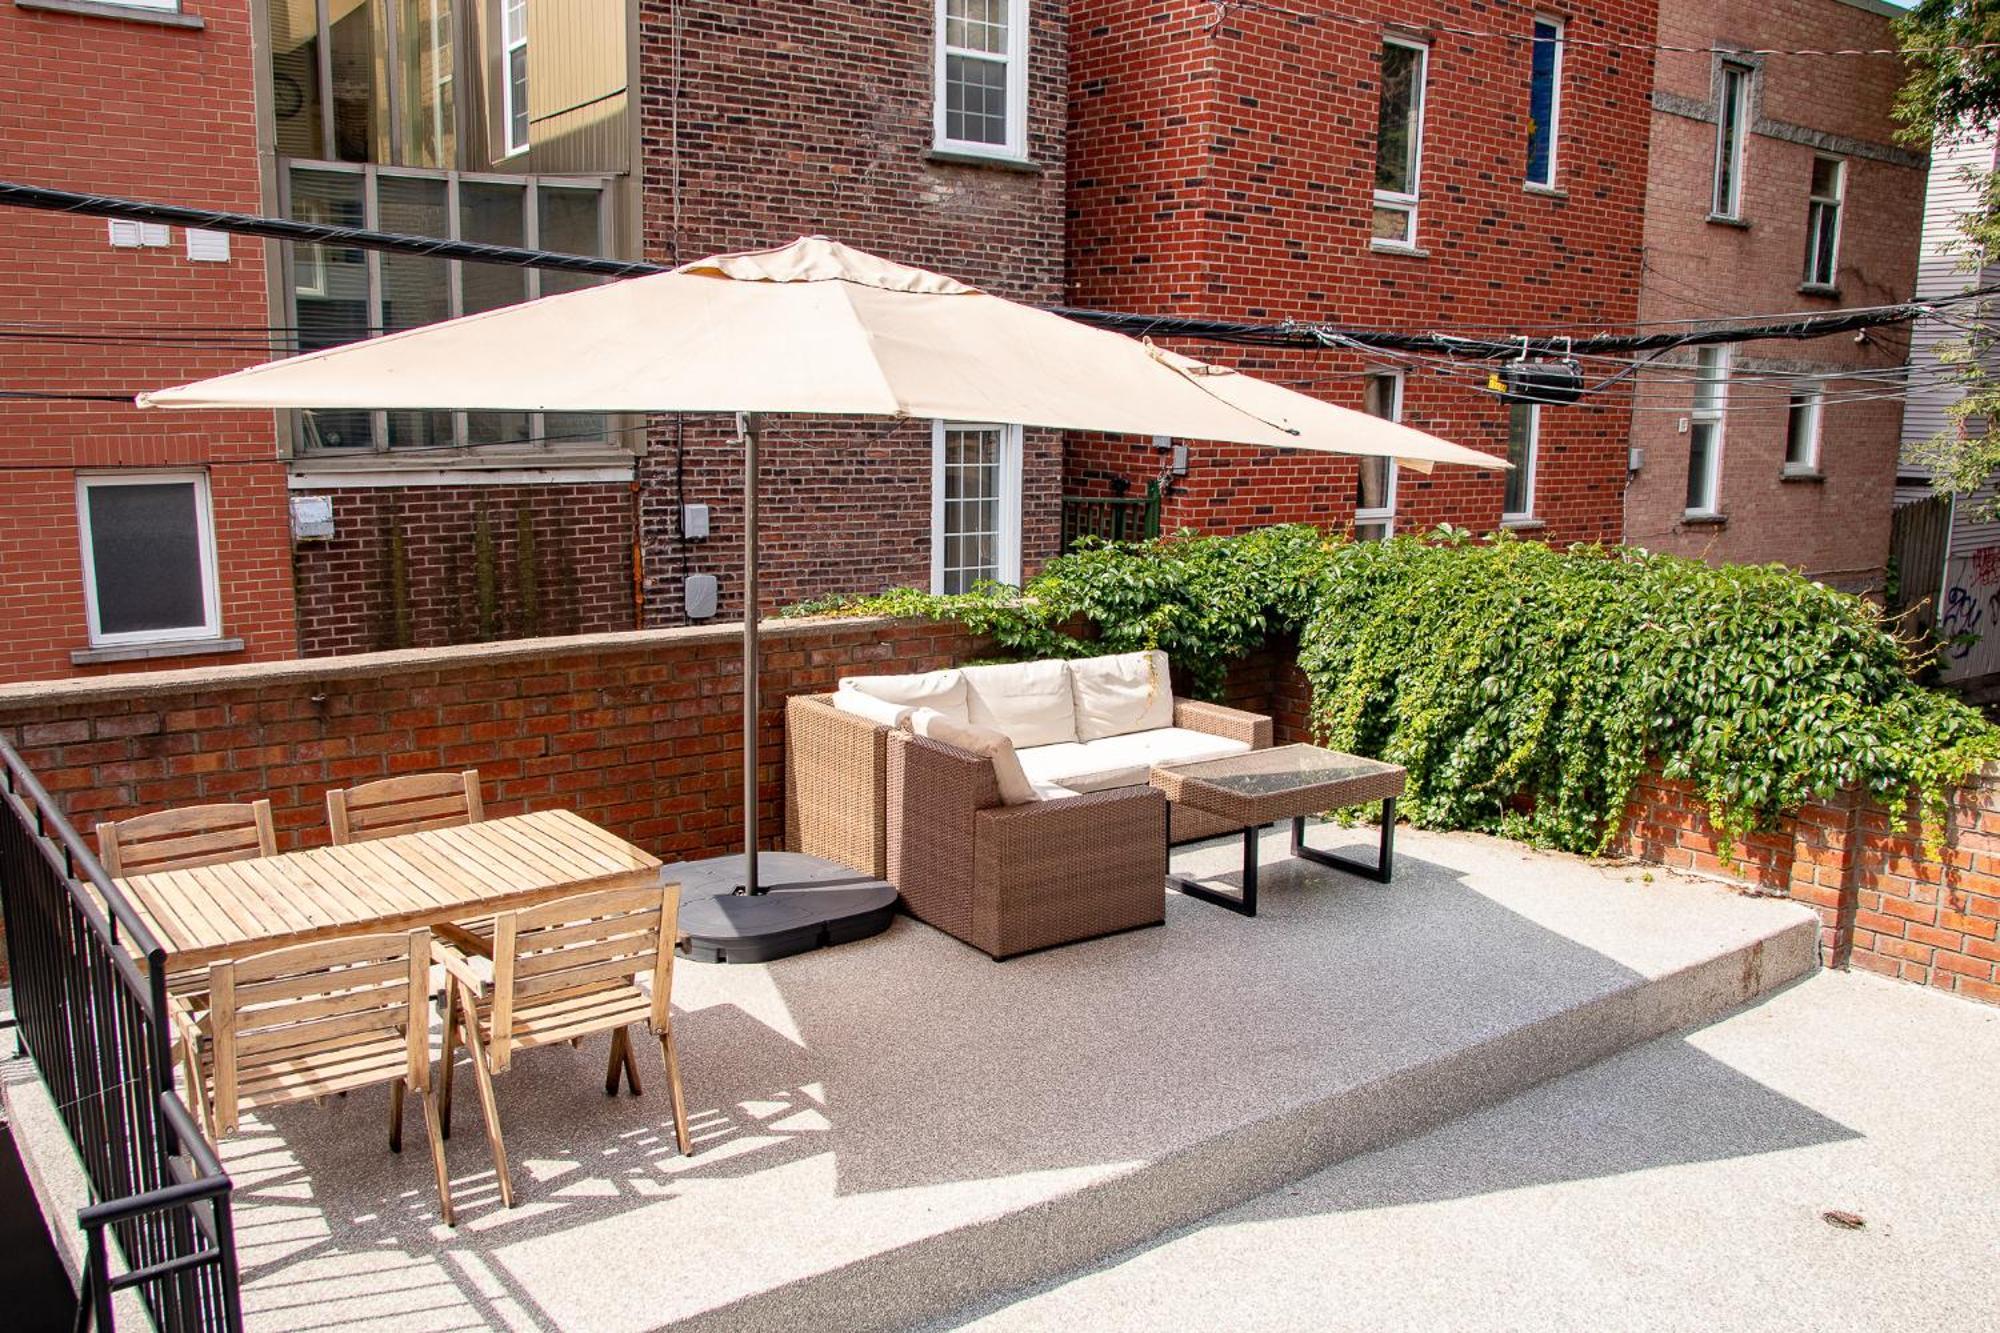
785,651 -> 1273,957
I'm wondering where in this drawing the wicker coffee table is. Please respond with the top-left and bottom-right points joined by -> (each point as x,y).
1150,743 -> 1407,916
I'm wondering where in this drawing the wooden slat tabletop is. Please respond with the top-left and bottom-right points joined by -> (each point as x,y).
116,809 -> 663,970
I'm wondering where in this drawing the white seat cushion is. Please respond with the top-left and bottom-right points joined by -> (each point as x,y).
1016,727 -> 1250,795
961,660 -> 1078,749
842,669 -> 968,723
1069,650 -> 1175,741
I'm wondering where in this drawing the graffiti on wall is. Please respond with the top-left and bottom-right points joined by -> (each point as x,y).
1940,545 -> 2000,681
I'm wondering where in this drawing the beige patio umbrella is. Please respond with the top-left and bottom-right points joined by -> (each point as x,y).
141,237 -> 1502,942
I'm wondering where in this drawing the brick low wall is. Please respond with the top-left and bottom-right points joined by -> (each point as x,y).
1,619 -> 1996,1009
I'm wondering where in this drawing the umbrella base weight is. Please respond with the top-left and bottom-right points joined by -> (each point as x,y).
669,852 -> 898,964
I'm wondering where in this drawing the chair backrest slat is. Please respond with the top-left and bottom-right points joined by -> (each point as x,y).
328,770 -> 483,845
98,800 -> 276,878
484,883 -> 678,1071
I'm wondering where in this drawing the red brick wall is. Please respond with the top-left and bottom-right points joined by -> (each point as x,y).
0,617 -> 985,863
1624,0 -> 1924,592
1065,1 -> 1655,545
0,0 -> 298,680
631,0 -> 1070,619
291,483 -> 640,655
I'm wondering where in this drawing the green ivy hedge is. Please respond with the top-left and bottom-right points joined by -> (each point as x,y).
782,526 -> 2000,856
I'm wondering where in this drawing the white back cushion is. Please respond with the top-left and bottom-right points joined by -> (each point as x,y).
842,669 -> 968,723
961,660 -> 1078,748
830,689 -> 913,729
1070,650 -> 1175,741
908,708 -> 1040,805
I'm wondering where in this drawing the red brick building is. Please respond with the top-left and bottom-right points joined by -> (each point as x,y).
1064,1 -> 1657,542
0,0 -> 297,681
1623,0 -> 1924,593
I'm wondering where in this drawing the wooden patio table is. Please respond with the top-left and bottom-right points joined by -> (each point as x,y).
113,809 -> 663,971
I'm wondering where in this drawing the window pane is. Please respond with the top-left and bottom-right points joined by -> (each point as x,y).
289,168 -> 373,450
1505,404 -> 1535,515
1355,521 -> 1390,542
1693,347 -> 1728,414
509,47 -> 530,149
537,186 -> 609,443
1687,422 -> 1717,511
1357,457 -> 1390,511
399,0 -> 457,168
269,0 -> 324,158
945,0 -> 1008,53
1714,67 -> 1746,216
1372,204 -> 1412,244
86,483 -> 207,637
1528,21 -> 1559,184
377,175 -> 452,449
1376,43 -> 1423,195
1363,373 -> 1399,421
1786,394 -> 1818,467
1811,155 -> 1841,198
329,0 -> 381,162
945,53 -> 1010,145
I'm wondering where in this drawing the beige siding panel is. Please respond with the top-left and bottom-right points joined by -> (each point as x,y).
523,0 -> 629,174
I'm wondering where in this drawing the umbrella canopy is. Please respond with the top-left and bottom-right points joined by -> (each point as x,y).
141,235 -> 1502,910
141,236 -> 1501,474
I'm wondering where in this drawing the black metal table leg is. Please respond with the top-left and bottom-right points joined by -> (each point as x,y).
1166,822 -> 1261,916
1292,797 -> 1396,883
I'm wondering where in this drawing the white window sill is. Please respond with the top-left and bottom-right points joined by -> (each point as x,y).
1780,466 -> 1825,483
1797,283 -> 1841,299
1681,511 -> 1728,526
1499,515 -> 1545,531
288,454 -> 638,488
15,0 -> 202,28
1370,240 -> 1430,258
1705,213 -> 1750,229
1523,181 -> 1566,198
72,636 -> 244,666
924,147 -> 1041,174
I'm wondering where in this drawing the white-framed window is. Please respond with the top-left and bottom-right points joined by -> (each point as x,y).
935,0 -> 1028,159
1785,386 -> 1824,473
104,0 -> 180,9
1686,346 -> 1729,515
502,0 -> 530,156
1372,37 -> 1428,248
1712,61 -> 1751,220
1526,17 -> 1563,188
1504,403 -> 1538,520
1802,155 -> 1844,288
76,473 -> 222,648
1356,372 -> 1402,540
283,161 -> 611,452
931,421 -> 1023,594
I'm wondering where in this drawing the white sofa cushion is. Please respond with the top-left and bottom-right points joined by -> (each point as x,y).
1070,649 -> 1175,741
842,669 -> 968,722
830,688 -> 913,729
909,708 -> 1040,805
960,659 -> 1078,749
1016,727 -> 1250,795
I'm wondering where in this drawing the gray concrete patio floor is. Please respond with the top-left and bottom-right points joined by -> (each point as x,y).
6,823 -> 1820,1331
947,968 -> 2000,1331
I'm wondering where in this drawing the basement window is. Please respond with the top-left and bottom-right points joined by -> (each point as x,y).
77,473 -> 221,648
1372,37 -> 1429,247
932,422 -> 1024,593
936,0 -> 1028,160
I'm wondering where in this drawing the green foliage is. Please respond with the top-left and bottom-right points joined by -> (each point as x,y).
1894,1 -> 2000,147
786,525 -> 2000,858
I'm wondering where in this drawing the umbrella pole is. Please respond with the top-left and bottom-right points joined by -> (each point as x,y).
739,412 -> 762,896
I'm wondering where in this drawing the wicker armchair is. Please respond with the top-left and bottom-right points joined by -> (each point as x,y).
886,731 -> 1166,959
785,694 -> 890,878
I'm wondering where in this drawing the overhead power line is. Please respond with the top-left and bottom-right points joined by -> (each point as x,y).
0,179 -> 1989,382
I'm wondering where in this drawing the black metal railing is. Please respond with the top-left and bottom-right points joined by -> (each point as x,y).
0,736 -> 241,1332
1061,480 -> 1162,551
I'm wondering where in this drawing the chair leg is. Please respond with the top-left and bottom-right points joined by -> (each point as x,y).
454,985 -> 513,1210
659,1027 -> 691,1157
179,1038 -> 213,1144
620,1027 -> 643,1097
438,983 -> 460,1142
420,1088 -> 456,1228
388,1077 -> 405,1154
604,1026 -> 629,1096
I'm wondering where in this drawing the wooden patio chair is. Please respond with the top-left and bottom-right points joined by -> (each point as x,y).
435,882 -> 691,1178
174,928 -> 504,1226
326,770 -> 484,845
96,799 -> 277,879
